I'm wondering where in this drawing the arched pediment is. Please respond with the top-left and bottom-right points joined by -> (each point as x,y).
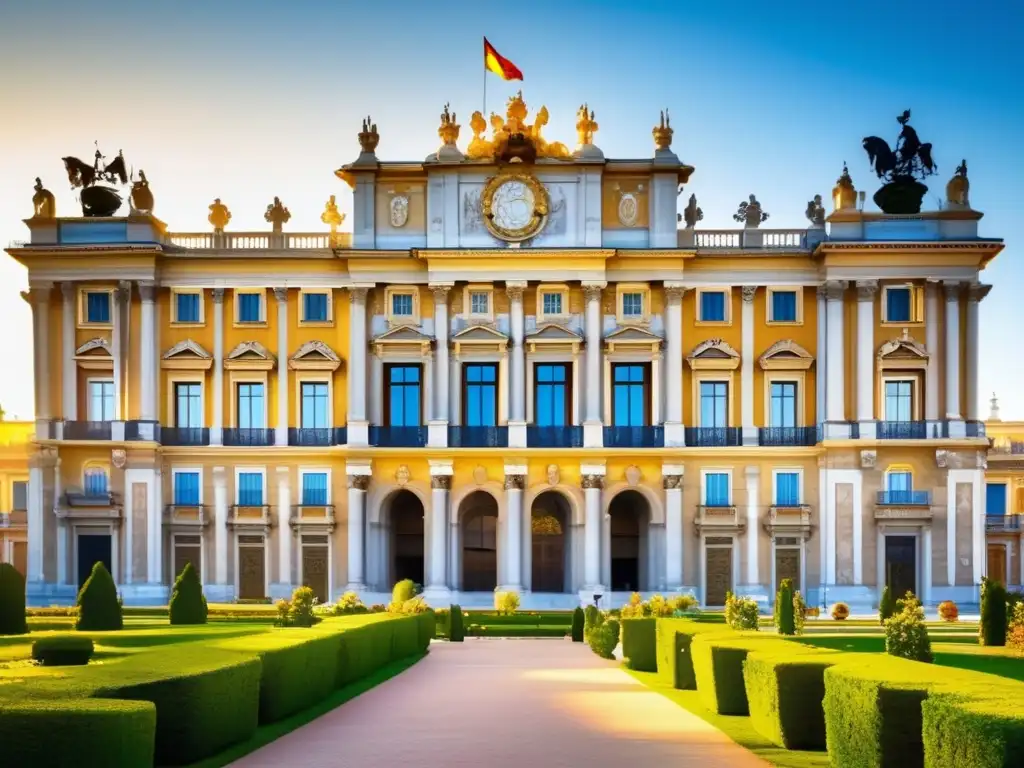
76,337 -> 111,356
161,339 -> 213,371
75,337 -> 113,370
687,338 -> 740,370
877,329 -> 928,361
289,340 -> 341,371
224,340 -> 276,370
759,339 -> 815,371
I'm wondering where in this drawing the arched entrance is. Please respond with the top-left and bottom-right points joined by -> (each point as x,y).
608,490 -> 650,592
530,491 -> 571,592
390,490 -> 424,588
461,491 -> 498,592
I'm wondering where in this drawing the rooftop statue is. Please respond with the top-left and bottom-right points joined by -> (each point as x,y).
575,103 -> 598,147
832,162 -> 857,211
653,110 -> 673,152
208,198 -> 231,231
946,159 -> 970,208
265,197 -> 291,232
61,143 -> 130,217
466,91 -> 570,162
682,193 -> 702,229
862,109 -> 936,214
31,178 -> 55,220
733,194 -> 769,229
130,170 -> 154,214
805,194 -> 825,228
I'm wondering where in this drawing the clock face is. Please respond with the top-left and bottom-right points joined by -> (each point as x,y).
482,172 -> 549,242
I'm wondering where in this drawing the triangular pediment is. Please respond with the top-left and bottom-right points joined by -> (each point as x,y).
526,323 -> 582,342
289,340 -> 341,371
162,339 -> 211,361
76,338 -> 112,357
759,339 -> 814,371
373,324 -> 434,344
452,324 -> 509,343
687,338 -> 741,370
605,326 -> 663,343
224,340 -> 276,370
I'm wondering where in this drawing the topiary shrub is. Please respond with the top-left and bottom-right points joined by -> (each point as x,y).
1008,602 -> 1024,654
584,604 -> 600,634
449,604 -> 465,642
288,586 -> 319,627
494,590 -> 520,615
571,606 -> 585,642
725,592 -> 760,630
32,634 -> 95,666
775,579 -> 795,636
391,579 -> 417,605
76,561 -> 122,631
793,591 -> 806,635
0,562 -> 28,635
620,618 -> 657,671
938,600 -> 959,622
980,577 -> 1008,646
884,593 -> 933,662
588,617 -> 619,659
830,602 -> 849,621
879,585 -> 896,625
169,562 -> 207,625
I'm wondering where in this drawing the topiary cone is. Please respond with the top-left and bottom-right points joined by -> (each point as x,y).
75,561 -> 123,631
571,606 -> 585,642
776,578 -> 795,635
449,604 -> 465,642
169,562 -> 208,625
0,563 -> 28,635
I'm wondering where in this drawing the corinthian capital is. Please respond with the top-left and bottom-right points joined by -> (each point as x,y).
273,287 -> 288,304
664,284 -> 686,303
855,279 -> 878,300
430,284 -> 452,304
968,283 -> 992,303
347,474 -> 371,491
824,280 -> 848,301
504,474 -> 525,490
582,283 -> 606,302
137,281 -> 156,302
348,286 -> 369,303
505,282 -> 526,302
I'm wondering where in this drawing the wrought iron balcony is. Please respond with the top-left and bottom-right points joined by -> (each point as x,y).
222,428 -> 275,447
228,504 -> 272,529
62,421 -> 113,440
876,490 -> 932,506
288,428 -> 339,447
160,427 -> 210,446
124,421 -> 159,441
758,426 -> 818,447
448,426 -> 508,448
966,421 -> 986,438
369,426 -> 427,447
685,427 -> 742,447
603,426 -> 664,448
987,514 -> 1023,533
164,504 -> 209,527
526,426 -> 584,448
877,421 -> 928,440
694,504 -> 744,533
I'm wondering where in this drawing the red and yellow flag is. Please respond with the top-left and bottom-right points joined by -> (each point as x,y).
484,38 -> 523,81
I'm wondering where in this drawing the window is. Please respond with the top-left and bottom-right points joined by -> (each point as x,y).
173,472 -> 200,506
612,364 -> 648,427
704,473 -> 730,506
885,287 -> 912,323
236,383 -> 265,429
887,471 -> 912,493
541,292 -> 563,316
175,292 -> 201,324
11,481 -> 27,511
84,468 -> 108,496
301,382 -> 329,429
700,381 -> 728,428
884,380 -> 913,421
463,363 -> 497,427
303,292 -> 329,323
987,483 -> 1008,516
238,293 -> 262,323
770,290 -> 798,323
85,291 -> 111,324
174,383 -> 202,428
391,293 -> 413,318
385,365 -> 421,427
237,472 -> 263,506
775,472 -> 800,506
770,382 -> 798,428
88,380 -> 115,421
535,363 -> 569,427
301,472 -> 328,505
622,292 -> 644,318
700,291 -> 727,322
469,291 -> 489,315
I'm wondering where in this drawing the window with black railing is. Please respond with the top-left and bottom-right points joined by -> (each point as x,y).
966,421 -> 986,438
876,489 -> 931,506
603,426 -> 664,448
987,514 -> 1023,532
877,421 -> 927,439
448,425 -> 508,448
758,426 -> 818,446
369,425 -> 427,447
685,426 -> 741,447
222,428 -> 275,447
288,427 -> 335,446
526,425 -> 583,447
64,421 -> 113,440
160,427 -> 209,446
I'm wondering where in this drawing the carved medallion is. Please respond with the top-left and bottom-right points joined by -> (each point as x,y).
395,465 -> 410,486
481,171 -> 549,242
617,193 -> 638,227
860,450 -> 876,469
546,464 -> 560,486
111,449 -> 127,470
389,195 -> 409,228
473,465 -> 488,485
625,465 -> 642,487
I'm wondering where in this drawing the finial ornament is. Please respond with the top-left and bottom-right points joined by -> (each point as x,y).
575,103 -> 598,146
129,169 -> 154,214
990,391 -> 1001,422
683,194 -> 703,229
652,109 -> 673,151
805,194 -> 825,227
465,92 -> 570,162
945,158 -> 970,208
832,162 -> 857,211
264,197 -> 291,232
733,194 -> 769,228
208,198 -> 231,231
321,195 -> 345,242
438,102 -> 460,146
31,177 -> 56,219
862,109 -> 937,213
358,115 -> 379,154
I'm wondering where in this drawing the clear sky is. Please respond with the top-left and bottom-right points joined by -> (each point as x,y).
1,0 -> 1020,420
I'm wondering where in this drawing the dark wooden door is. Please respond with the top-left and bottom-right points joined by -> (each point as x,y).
302,545 -> 329,603
885,536 -> 917,599
77,534 -> 112,590
775,548 -> 800,593
705,547 -> 732,607
988,546 -> 1008,585
238,545 -> 265,599
531,512 -> 565,593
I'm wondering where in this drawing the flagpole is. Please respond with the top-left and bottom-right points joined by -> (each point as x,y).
483,67 -> 487,119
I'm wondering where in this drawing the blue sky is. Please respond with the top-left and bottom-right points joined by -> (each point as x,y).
0,0 -> 1020,419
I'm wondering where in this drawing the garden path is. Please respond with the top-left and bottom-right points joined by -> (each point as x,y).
232,638 -> 766,767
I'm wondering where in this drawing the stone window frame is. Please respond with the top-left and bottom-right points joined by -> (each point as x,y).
700,466 -> 734,506
77,285 -> 115,329
615,282 -> 651,325
765,285 -> 804,326
385,285 -> 420,326
298,466 -> 333,507
170,287 -> 205,327
170,466 -> 204,506
463,283 -> 494,323
771,466 -> 804,506
881,282 -> 925,326
166,375 -> 205,429
695,286 -> 733,326
298,288 -> 334,327
233,287 -> 267,327
536,283 -> 570,324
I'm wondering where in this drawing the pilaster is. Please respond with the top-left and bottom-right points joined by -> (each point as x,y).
137,281 -> 157,438
23,285 -> 53,431
664,285 -> 685,447
112,281 -> 130,421
346,462 -> 371,589
347,286 -> 371,445
423,462 -> 452,600
965,284 -> 990,421
824,280 -> 849,436
741,286 -> 757,445
855,280 -> 878,438
502,467 -> 526,592
272,466 -> 291,598
60,282 -> 76,420
506,282 -> 527,448
580,464 -> 605,595
429,285 -> 452,448
925,280 -> 940,421
274,288 -> 289,447
211,466 -> 230,600
815,285 -> 827,425
582,282 -> 606,448
211,289 -> 225,446
944,281 -> 962,423
743,465 -> 760,590
663,465 -> 684,589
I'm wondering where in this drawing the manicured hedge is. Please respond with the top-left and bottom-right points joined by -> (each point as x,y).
466,625 -> 568,637
656,618 -> 734,690
32,634 -> 95,666
922,693 -> 1024,767
462,611 -> 573,626
691,634 -> 795,715
621,618 -> 658,671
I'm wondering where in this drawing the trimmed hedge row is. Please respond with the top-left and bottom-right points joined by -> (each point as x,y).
922,694 -> 1024,767
655,618 -> 733,690
691,634 -> 798,715
621,618 -> 657,671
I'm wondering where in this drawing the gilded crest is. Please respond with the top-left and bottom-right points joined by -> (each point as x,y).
481,170 -> 549,242
546,464 -> 559,486
111,449 -> 127,470
617,192 -> 638,227
395,464 -> 410,486
389,194 -> 409,228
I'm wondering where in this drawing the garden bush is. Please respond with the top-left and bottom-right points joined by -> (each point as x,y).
32,634 -> 95,666
76,562 -> 122,631
938,600 -> 959,622
571,606 -> 584,642
831,602 -> 850,621
655,618 -> 732,690
691,634 -> 794,715
584,604 -> 600,633
980,577 -> 1007,646
588,617 -> 619,659
168,562 -> 207,625
315,590 -> 368,616
774,579 -> 795,635
0,561 -> 28,635
884,593 -> 933,662
450,604 -> 465,642
725,592 -> 759,630
1007,602 -> 1024,653
879,585 -> 896,625
494,590 -> 520,615
922,692 -> 1024,767
391,579 -> 417,604
620,618 -> 657,671
793,591 -> 806,635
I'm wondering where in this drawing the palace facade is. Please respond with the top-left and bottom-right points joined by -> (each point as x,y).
5,95 -> 1007,609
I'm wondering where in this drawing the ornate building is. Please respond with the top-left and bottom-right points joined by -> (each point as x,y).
6,97 -> 1005,609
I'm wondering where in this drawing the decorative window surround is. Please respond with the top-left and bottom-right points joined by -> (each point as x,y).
692,372 -> 735,427
224,341 -> 276,371
525,324 -> 583,356
161,339 -> 213,371
695,287 -> 733,326
603,325 -> 663,355
687,338 -> 741,371
233,288 -> 267,327
876,330 -> 928,421
371,325 -> 434,358
296,376 -> 334,429
298,289 -> 334,327
171,288 -> 205,326
759,339 -> 814,371
536,284 -> 570,324
881,283 -> 925,325
385,286 -> 420,326
463,283 -> 494,324
77,286 -> 115,329
525,324 -> 583,426
167,376 -> 205,428
288,340 -> 342,371
699,468 -> 734,506
615,282 -> 651,325
765,286 -> 804,325
74,337 -> 114,371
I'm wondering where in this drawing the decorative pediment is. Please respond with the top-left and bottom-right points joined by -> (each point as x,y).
452,324 -> 508,356
161,339 -> 213,371
75,337 -> 114,370
525,324 -> 583,355
877,329 -> 928,371
289,340 -> 341,371
687,338 -> 741,370
604,325 -> 663,353
224,340 -> 276,371
372,324 -> 434,357
759,340 -> 815,371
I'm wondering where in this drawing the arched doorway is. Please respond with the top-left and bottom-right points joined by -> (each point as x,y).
531,491 -> 570,592
608,490 -> 650,592
461,491 -> 498,592
390,490 -> 424,588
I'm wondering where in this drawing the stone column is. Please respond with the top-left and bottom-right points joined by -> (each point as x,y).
944,281 -> 962,420
663,466 -> 684,589
855,280 -> 878,437
745,465 -> 760,589
213,466 -> 228,590
925,280 -> 940,421
23,284 -> 52,435
507,283 -> 527,448
346,471 -> 370,589
60,282 -> 77,421
211,289 -> 225,446
275,467 -> 291,595
425,470 -> 451,596
921,525 -> 932,606
347,287 -> 370,445
112,281 -> 130,421
583,283 -> 605,447
966,284 -> 990,421
139,282 -> 157,435
664,285 -> 685,447
273,288 -> 289,446
816,285 -> 827,424
824,281 -> 848,430
741,286 -> 757,445
503,471 -> 525,591
429,285 -> 451,447
54,456 -> 66,585
581,472 -> 604,592
26,450 -> 49,587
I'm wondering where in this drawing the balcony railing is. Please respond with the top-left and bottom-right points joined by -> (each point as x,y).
876,490 -> 932,506
603,426 -> 665,448
758,426 -> 818,447
369,426 -> 427,448
287,428 -> 342,447
991,440 -> 1024,455
160,427 -> 210,447
877,421 -> 928,440
685,427 -> 742,447
987,514 -> 1023,533
966,421 -> 986,438
222,428 -> 276,447
63,421 -> 113,440
526,426 -> 584,448
448,426 -> 508,448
